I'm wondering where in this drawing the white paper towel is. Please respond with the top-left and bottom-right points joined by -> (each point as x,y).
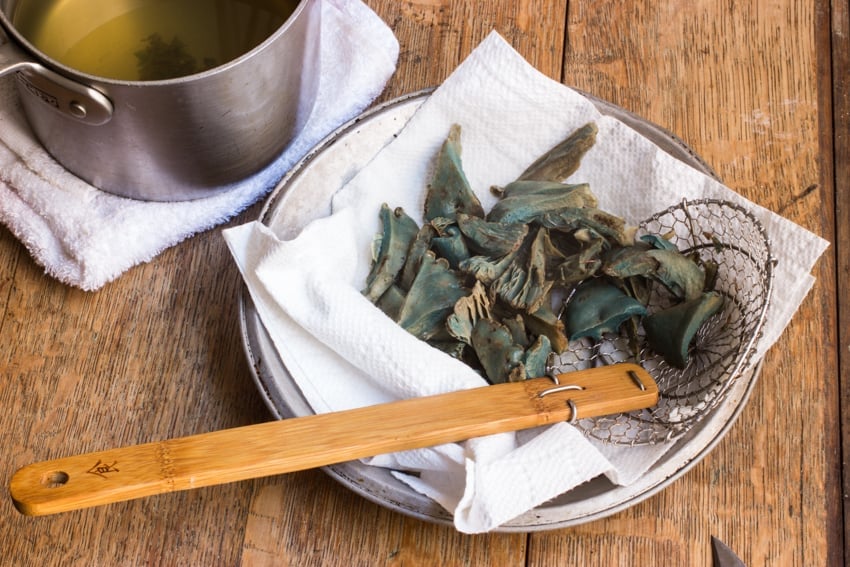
0,0 -> 398,290
224,32 -> 829,532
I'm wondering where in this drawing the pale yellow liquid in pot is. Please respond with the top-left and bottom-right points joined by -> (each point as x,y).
11,0 -> 299,81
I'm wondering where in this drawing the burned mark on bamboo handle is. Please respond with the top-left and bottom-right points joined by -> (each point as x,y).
156,442 -> 176,492
86,459 -> 120,479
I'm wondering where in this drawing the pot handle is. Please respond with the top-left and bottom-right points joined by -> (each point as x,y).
0,34 -> 113,126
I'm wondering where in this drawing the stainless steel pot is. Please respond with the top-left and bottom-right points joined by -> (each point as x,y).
0,0 -> 320,201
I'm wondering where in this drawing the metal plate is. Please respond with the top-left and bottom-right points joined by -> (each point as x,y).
238,90 -> 761,531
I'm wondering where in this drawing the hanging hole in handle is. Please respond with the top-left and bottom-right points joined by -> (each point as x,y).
41,471 -> 69,489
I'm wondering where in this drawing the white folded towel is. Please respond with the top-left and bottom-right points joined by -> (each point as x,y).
224,32 -> 828,532
0,0 -> 398,290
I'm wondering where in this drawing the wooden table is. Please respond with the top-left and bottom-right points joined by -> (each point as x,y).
1,1 -> 844,565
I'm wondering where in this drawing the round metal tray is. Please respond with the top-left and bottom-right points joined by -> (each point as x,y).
238,90 -> 761,531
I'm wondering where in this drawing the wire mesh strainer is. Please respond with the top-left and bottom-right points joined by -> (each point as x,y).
551,198 -> 775,445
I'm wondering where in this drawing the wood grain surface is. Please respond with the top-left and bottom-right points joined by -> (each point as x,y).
0,0 -> 841,565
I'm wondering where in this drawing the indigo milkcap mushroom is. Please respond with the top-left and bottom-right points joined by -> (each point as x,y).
490,229 -> 552,313
430,222 -> 470,269
519,303 -> 569,353
424,124 -> 484,221
446,281 -> 491,345
643,291 -> 725,369
486,184 -> 597,225
515,121 -> 599,182
459,250 -> 519,286
456,213 -> 528,257
470,318 -> 526,383
397,250 -> 468,341
363,204 -> 419,302
399,224 -> 436,291
564,278 -> 648,342
603,245 -> 706,301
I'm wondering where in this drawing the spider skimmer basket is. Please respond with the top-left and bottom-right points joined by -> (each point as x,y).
552,198 -> 775,445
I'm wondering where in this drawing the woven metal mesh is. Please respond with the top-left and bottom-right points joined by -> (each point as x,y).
552,199 -> 775,445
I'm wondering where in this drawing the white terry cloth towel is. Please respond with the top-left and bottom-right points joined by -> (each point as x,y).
0,0 -> 398,291
224,32 -> 829,533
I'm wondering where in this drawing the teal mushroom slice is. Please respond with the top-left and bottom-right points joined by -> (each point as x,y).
522,334 -> 552,379
564,279 -> 647,342
363,204 -> 420,303
646,248 -> 705,301
643,291 -> 725,368
399,223 -> 436,291
446,281 -> 491,345
430,341 -> 468,360
490,229 -> 552,313
494,179 -> 600,205
470,318 -> 526,384
550,253 -> 603,286
538,207 -> 635,247
602,244 -> 656,279
603,245 -> 706,301
520,302 -> 568,353
640,233 -> 678,251
547,227 -> 606,285
375,284 -> 406,321
430,221 -> 470,269
515,121 -> 599,182
397,250 -> 468,341
487,183 -> 597,224
459,249 -> 519,286
468,318 -> 553,383
423,124 -> 485,222
456,213 -> 528,257
502,314 -> 531,348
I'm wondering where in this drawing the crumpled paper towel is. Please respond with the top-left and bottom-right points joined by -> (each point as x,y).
0,0 -> 398,291
223,31 -> 829,532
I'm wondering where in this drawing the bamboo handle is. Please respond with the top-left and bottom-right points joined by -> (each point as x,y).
10,363 -> 657,516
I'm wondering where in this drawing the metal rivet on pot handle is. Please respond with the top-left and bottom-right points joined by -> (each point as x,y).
0,39 -> 113,126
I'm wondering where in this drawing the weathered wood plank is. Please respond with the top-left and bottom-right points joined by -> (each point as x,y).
829,0 -> 850,564
528,1 -> 836,566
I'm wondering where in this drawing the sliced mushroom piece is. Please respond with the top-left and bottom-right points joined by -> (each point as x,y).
375,284 -> 406,321
538,207 -> 635,247
520,303 -> 569,353
564,279 -> 647,342
496,180 -> 600,206
431,223 -> 470,269
446,281 -> 491,345
516,121 -> 599,182
399,224 -> 436,291
646,249 -> 705,301
363,204 -> 420,303
456,213 -> 529,257
470,318 -> 525,384
548,228 -> 606,285
490,229 -> 552,313
423,124 -> 484,222
643,291 -> 725,368
459,249 -> 519,286
487,184 -> 597,224
603,245 -> 706,302
640,233 -> 678,251
397,251 -> 468,341
521,334 -> 552,379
